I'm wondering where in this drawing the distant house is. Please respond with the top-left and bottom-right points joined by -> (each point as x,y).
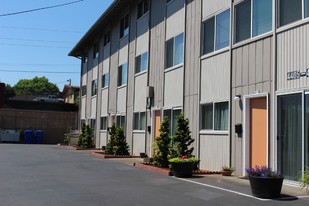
60,85 -> 80,104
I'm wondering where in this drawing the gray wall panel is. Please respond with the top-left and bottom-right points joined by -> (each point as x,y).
202,0 -> 230,19
166,0 -> 185,40
164,68 -> 184,107
101,89 -> 109,116
117,87 -> 127,113
132,132 -> 146,155
99,132 -> 107,148
134,74 -> 147,111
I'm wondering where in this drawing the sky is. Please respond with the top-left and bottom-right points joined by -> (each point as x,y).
0,0 -> 114,91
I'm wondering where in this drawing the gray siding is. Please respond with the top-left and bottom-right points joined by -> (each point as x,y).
99,132 -> 108,148
132,132 -> 146,155
166,0 -> 185,40
202,0 -> 230,19
277,24 -> 309,91
164,68 -> 184,107
134,74 -> 147,111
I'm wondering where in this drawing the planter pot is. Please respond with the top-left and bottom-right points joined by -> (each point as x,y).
221,171 -> 233,176
248,175 -> 284,199
170,162 -> 194,178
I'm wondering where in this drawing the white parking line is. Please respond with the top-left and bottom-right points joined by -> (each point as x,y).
173,177 -> 270,201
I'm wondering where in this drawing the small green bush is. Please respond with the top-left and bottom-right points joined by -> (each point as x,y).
105,123 -> 129,155
300,167 -> 309,193
63,125 -> 72,145
77,124 -> 94,148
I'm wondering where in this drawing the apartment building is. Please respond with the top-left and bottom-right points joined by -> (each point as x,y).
69,0 -> 309,183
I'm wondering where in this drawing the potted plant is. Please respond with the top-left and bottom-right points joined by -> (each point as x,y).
299,167 -> 309,193
169,156 -> 198,177
168,113 -> 198,178
246,166 -> 284,199
221,166 -> 235,176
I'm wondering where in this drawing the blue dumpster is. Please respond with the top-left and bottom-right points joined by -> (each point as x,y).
35,130 -> 43,144
24,130 -> 33,144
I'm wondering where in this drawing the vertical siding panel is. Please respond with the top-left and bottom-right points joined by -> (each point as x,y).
255,41 -> 263,83
248,43 -> 256,84
242,45 -> 249,86
263,38 -> 271,82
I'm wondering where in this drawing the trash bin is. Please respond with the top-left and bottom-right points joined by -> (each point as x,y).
24,130 -> 33,144
35,130 -> 43,144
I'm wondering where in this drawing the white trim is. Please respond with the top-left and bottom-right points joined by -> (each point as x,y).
242,93 -> 269,176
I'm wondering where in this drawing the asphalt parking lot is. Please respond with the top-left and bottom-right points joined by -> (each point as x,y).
0,144 -> 308,206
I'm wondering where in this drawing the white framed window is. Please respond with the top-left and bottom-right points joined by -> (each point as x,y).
91,79 -> 98,96
81,85 -> 87,96
166,33 -> 184,69
104,31 -> 111,46
135,52 -> 148,74
118,63 -> 127,87
235,0 -> 272,43
120,14 -> 129,38
93,42 -> 99,59
163,108 -> 182,135
102,73 -> 109,88
137,0 -> 149,19
100,116 -> 108,130
133,112 -> 146,130
201,101 -> 229,131
203,9 -> 230,55
279,0 -> 309,27
116,115 -> 126,130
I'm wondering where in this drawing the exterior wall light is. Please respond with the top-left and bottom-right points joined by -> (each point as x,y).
234,94 -> 241,101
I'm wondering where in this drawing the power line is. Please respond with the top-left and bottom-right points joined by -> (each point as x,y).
0,63 -> 79,67
0,43 -> 70,49
0,0 -> 84,17
1,25 -> 82,33
0,70 -> 79,74
0,37 -> 74,44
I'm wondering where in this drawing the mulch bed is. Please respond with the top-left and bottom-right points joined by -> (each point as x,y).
90,151 -> 140,159
134,162 -> 221,176
64,145 -> 100,151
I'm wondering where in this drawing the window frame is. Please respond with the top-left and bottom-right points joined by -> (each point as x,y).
234,0 -> 272,44
102,73 -> 109,88
278,0 -> 309,27
116,115 -> 126,130
118,63 -> 127,87
93,42 -> 99,59
200,101 -> 229,132
163,108 -> 182,136
81,85 -> 87,96
120,14 -> 129,38
133,112 -> 146,131
135,52 -> 148,74
100,116 -> 108,131
91,79 -> 98,96
137,0 -> 150,19
202,9 -> 230,55
104,31 -> 111,46
165,33 -> 184,69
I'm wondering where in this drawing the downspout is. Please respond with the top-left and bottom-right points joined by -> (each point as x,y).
229,0 -> 234,168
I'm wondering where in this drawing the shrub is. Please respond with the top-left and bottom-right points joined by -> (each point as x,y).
300,167 -> 309,193
152,117 -> 171,168
63,125 -> 72,145
77,124 -> 94,148
105,123 -> 129,155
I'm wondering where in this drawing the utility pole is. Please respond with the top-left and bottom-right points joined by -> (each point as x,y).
67,79 -> 71,85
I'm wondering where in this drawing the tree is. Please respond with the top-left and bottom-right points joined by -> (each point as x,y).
170,113 -> 195,158
78,124 -> 94,148
153,117 -> 171,168
13,76 -> 59,95
4,84 -> 16,100
106,123 -> 129,155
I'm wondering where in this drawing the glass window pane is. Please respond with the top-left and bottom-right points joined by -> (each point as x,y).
202,104 -> 213,130
133,113 -> 139,130
174,33 -> 184,65
140,112 -> 146,130
279,0 -> 302,26
122,64 -> 127,85
164,109 -> 172,134
252,0 -> 272,37
305,94 -> 309,167
172,109 -> 181,135
141,52 -> 148,72
121,116 -> 126,131
203,17 -> 215,54
166,38 -> 174,68
216,10 -> 230,50
105,73 -> 109,87
235,0 -> 251,43
135,55 -> 141,73
214,102 -> 229,130
305,0 -> 309,18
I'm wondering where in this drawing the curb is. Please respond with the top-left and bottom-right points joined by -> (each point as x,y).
90,151 -> 140,159
134,162 -> 173,176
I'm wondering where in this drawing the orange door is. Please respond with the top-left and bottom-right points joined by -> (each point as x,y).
154,111 -> 161,138
250,97 -> 267,167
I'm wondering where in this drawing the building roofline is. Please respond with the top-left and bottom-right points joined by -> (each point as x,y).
68,0 -> 130,58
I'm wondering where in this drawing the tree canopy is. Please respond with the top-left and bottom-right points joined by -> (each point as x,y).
13,76 -> 59,95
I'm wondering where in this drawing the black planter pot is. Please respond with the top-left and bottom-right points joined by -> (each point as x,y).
248,175 -> 284,199
171,162 -> 194,178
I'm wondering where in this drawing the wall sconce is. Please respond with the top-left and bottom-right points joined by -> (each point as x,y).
234,94 -> 241,101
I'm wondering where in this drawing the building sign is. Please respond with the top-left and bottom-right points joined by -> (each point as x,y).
287,69 -> 309,80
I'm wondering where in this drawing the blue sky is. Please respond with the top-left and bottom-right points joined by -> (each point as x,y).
0,0 -> 113,91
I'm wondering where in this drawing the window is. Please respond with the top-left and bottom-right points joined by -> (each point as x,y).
118,63 -> 127,87
306,0 -> 309,18
163,108 -> 181,135
120,14 -> 129,38
138,0 -> 149,19
203,9 -> 230,55
167,0 -> 172,3
100,116 -> 108,130
93,42 -> 99,59
82,53 -> 88,63
135,52 -> 148,74
201,102 -> 229,131
81,85 -> 87,96
102,73 -> 109,88
133,112 -> 146,130
116,115 -> 126,130
104,31 -> 111,46
235,0 -> 272,43
90,119 -> 96,129
81,119 -> 86,126
166,33 -> 184,68
279,0 -> 309,26
91,79 -> 98,96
